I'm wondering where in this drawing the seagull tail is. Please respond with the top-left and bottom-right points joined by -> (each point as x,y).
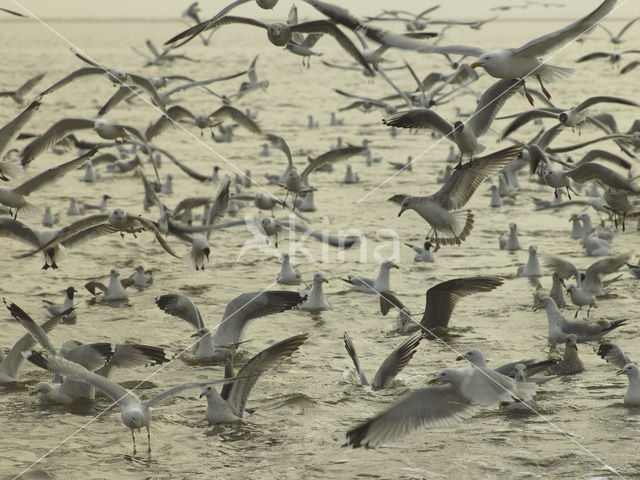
536,64 -> 574,83
428,210 -> 475,246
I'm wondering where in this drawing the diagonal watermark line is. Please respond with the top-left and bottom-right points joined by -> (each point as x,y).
12,280 -> 283,480
357,0 -> 629,204
359,281 -> 625,478
9,0 -> 282,201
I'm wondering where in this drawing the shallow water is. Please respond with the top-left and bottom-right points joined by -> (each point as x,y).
0,12 -> 639,480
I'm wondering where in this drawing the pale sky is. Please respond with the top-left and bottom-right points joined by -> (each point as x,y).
6,0 -> 640,21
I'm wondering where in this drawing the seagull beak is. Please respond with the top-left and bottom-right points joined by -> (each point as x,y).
427,377 -> 438,385
393,264 -> 399,269
569,343 -> 578,351
199,391 -> 206,398
470,61 -> 482,69
532,304 -> 539,312
455,355 -> 465,361
323,278 -> 329,284
616,370 -> 625,376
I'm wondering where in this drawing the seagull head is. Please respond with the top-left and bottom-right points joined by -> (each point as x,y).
382,259 -> 399,270
110,268 -> 120,278
566,334 -> 578,351
456,348 -> 485,366
398,197 -> 413,217
423,241 -> 433,251
617,363 -> 639,377
314,271 -> 328,284
199,385 -> 215,398
558,112 -> 569,124
66,286 -> 77,298
453,120 -> 465,133
267,23 -> 290,46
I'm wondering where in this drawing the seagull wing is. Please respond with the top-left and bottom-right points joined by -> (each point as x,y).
20,118 -> 95,166
383,109 -> 453,137
145,105 -> 196,141
576,95 -> 640,112
371,332 -> 422,389
16,148 -> 97,196
5,301 -> 59,353
421,277 -> 503,329
27,351 -> 139,408
432,143 -> 524,210
343,332 -> 369,386
226,333 -> 308,417
567,163 -> 638,192
155,293 -> 205,331
292,20 -> 374,74
97,85 -> 138,118
514,0 -> 617,57
165,15 -> 267,48
300,145 -> 367,181
40,67 -> 104,96
500,109 -> 559,140
213,291 -> 303,348
345,384 -> 479,448
209,105 -> 261,134
596,343 -> 632,369
468,78 -> 522,137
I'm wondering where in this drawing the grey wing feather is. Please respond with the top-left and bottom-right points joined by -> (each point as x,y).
371,332 -> 422,389
432,144 -> 524,210
500,109 -> 560,140
165,15 -> 267,48
469,78 -> 522,137
514,0 -> 617,57
20,118 -> 95,166
379,291 -> 407,316
343,332 -> 369,386
422,277 -> 503,329
345,385 -> 479,448
227,333 -> 307,416
145,105 -> 196,140
0,99 -> 40,159
213,291 -> 303,347
0,315 -> 62,379
596,343 -> 632,369
210,105 -> 261,134
300,145 -> 367,180
383,109 -> 453,137
155,293 -> 205,330
16,148 -> 97,196
5,301 -> 58,353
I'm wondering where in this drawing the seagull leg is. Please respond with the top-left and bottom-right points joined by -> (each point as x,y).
622,213 -> 626,232
521,79 -> 535,106
573,307 -> 580,319
131,430 -> 137,456
566,186 -> 572,200
146,426 -> 151,455
536,74 -> 552,101
454,153 -> 464,171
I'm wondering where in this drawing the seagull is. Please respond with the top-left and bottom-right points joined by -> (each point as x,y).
576,49 -> 640,66
84,268 -> 131,301
129,265 -> 154,287
404,241 -> 435,262
596,342 -> 632,369
16,208 -> 181,260
599,16 -> 640,44
41,286 -> 77,323
532,295 -> 626,348
344,363 -> 537,448
40,51 -> 166,111
456,348 -> 557,379
200,333 -> 307,424
6,301 -> 170,404
26,350 -> 236,455
0,72 -> 45,105
500,96 -> 640,138
165,15 -> 374,75
298,271 -> 330,311
0,148 -> 96,218
517,245 -> 542,277
383,78 -> 522,169
276,253 -> 301,285
342,331 -> 422,390
615,364 -> 640,406
343,259 -> 399,294
20,118 -> 145,166
499,223 -> 522,251
304,0 -> 617,105
546,253 -> 629,296
547,334 -> 585,375
155,291 -> 303,361
379,276 -> 503,333
393,144 -> 523,251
